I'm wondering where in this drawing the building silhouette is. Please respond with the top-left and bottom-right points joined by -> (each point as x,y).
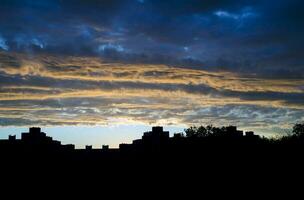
1,125 -> 303,163
120,126 -> 170,155
0,127 -> 75,154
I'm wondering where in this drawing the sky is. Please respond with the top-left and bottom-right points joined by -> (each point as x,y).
0,0 -> 303,147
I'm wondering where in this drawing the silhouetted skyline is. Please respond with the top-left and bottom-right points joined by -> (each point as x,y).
1,123 -> 303,163
0,0 -> 303,143
0,125 -> 282,149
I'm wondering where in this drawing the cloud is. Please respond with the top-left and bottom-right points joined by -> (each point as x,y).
0,0 -> 302,78
0,52 -> 303,133
98,43 -> 125,53
0,0 -> 303,134
0,35 -> 9,51
214,8 -> 257,20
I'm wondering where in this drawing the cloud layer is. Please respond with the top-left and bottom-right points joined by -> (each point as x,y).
0,0 -> 303,134
0,52 -> 303,134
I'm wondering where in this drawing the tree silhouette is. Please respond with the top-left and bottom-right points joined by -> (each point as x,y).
184,125 -> 230,138
184,126 -> 198,137
184,126 -> 209,137
293,122 -> 304,138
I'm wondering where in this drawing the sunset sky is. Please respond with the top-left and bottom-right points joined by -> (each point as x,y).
0,0 -> 303,148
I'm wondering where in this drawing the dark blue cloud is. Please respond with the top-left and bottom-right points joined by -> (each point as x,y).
0,0 -> 303,77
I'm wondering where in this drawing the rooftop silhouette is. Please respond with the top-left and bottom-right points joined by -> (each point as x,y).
0,123 -> 303,164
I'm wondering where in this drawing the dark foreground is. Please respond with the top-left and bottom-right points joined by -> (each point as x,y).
1,126 -> 303,194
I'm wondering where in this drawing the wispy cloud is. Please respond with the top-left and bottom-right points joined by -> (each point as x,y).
0,35 -> 9,51
0,0 -> 303,135
0,52 -> 303,133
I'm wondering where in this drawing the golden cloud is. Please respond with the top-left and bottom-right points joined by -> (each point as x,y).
0,52 -> 303,128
